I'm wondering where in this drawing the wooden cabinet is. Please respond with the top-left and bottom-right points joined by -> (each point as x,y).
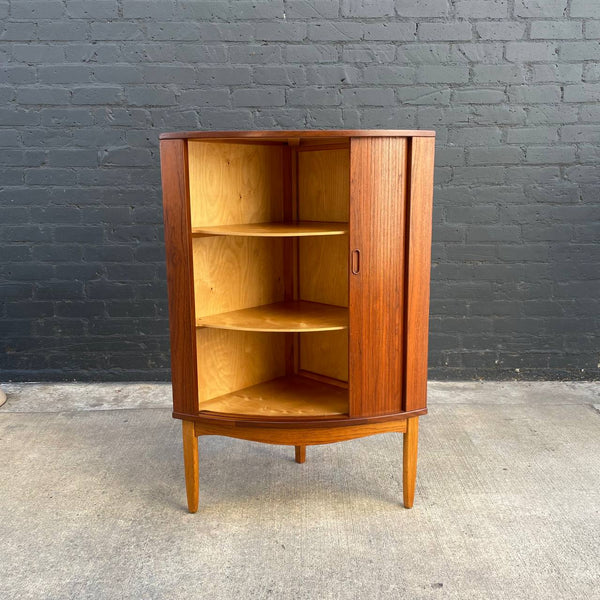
160,130 -> 435,512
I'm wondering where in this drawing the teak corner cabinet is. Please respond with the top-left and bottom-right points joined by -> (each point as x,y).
160,129 -> 435,513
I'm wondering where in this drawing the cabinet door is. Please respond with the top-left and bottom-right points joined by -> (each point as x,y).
349,137 -> 409,417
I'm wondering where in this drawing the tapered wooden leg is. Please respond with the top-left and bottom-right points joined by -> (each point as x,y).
403,417 -> 419,509
182,420 -> 199,513
294,445 -> 306,464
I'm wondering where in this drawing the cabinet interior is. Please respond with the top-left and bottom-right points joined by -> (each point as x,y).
188,139 -> 350,416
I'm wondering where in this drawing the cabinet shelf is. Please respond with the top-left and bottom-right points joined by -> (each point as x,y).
196,300 -> 348,333
199,375 -> 348,417
191,221 -> 348,238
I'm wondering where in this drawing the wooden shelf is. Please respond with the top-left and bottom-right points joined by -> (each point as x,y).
199,375 -> 348,417
196,301 -> 348,333
191,221 -> 348,238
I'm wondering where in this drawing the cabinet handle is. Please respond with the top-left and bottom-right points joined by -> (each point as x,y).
351,249 -> 360,275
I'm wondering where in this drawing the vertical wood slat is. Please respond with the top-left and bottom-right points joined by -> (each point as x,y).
404,137 -> 435,412
282,145 -> 297,376
160,139 -> 199,415
349,137 -> 408,417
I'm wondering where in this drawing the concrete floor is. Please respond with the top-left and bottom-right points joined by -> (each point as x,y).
0,382 -> 598,600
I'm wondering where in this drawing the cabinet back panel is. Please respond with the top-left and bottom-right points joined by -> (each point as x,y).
299,330 -> 349,382
297,147 -> 349,382
196,329 -> 285,403
188,141 -> 284,228
298,148 -> 349,223
298,237 -> 348,307
192,236 -> 284,319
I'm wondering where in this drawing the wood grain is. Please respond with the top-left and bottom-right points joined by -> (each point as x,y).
160,130 -> 435,511
161,130 -> 436,141
192,236 -> 284,319
298,148 -> 350,223
297,369 -> 348,389
177,407 -> 426,428
298,237 -> 349,307
403,416 -> 419,509
196,300 -> 348,333
295,446 -> 306,463
192,221 -> 348,237
188,141 -> 283,228
196,329 -> 285,402
297,148 -> 349,306
198,375 -> 348,417
404,137 -> 435,412
182,420 -> 199,513
160,139 -> 198,415
282,144 -> 298,377
299,330 -> 349,382
194,418 -> 408,446
349,137 -> 408,417
297,147 -> 350,383
297,237 -> 348,380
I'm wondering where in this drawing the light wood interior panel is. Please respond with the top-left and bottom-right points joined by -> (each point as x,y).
298,148 -> 350,222
192,236 -> 284,318
298,237 -> 348,307
188,141 -> 284,227
297,147 -> 350,382
196,329 -> 285,402
199,375 -> 347,416
297,146 -> 349,306
196,300 -> 348,332
299,330 -> 349,382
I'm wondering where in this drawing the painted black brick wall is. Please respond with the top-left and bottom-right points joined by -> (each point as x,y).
0,0 -> 598,381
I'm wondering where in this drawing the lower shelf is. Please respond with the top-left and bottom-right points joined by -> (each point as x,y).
198,375 -> 348,417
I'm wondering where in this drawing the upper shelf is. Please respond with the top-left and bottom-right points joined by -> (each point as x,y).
196,300 -> 348,333
191,221 -> 348,238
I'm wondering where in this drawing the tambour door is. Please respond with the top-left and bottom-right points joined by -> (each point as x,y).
348,136 -> 408,417
348,136 -> 435,418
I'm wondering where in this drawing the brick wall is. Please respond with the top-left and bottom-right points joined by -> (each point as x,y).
0,0 -> 598,381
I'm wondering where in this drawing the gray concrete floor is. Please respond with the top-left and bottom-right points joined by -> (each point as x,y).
0,381 -> 598,600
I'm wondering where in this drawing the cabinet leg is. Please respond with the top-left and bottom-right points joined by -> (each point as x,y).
294,445 -> 306,464
182,420 -> 199,513
403,416 -> 419,509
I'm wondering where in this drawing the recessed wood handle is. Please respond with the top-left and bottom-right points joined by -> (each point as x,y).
351,249 -> 360,275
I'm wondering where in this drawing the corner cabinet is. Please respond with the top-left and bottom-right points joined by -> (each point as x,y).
159,130 -> 435,512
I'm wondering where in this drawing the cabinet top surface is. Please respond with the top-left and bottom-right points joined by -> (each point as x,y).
159,129 -> 436,140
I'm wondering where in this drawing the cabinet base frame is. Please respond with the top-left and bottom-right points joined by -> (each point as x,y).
181,416 -> 419,513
